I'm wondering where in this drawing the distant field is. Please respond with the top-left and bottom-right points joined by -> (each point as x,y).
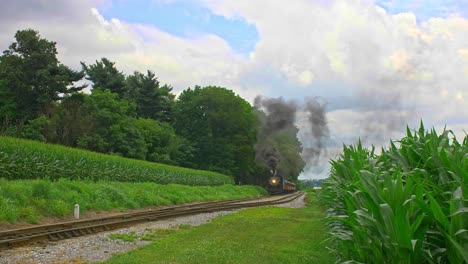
0,178 -> 266,224
0,136 -> 233,186
104,192 -> 333,264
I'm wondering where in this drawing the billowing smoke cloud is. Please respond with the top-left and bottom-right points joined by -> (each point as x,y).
302,98 -> 329,168
254,96 -> 329,177
254,96 -> 298,135
357,92 -> 412,145
254,96 -> 298,174
352,75 -> 417,146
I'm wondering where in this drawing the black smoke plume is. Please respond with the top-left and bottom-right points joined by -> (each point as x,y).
254,96 -> 329,178
301,98 -> 329,167
254,96 -> 298,174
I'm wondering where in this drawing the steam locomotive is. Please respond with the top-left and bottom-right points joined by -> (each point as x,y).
267,175 -> 296,194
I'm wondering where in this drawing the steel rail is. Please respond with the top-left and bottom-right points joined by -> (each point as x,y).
0,195 -> 264,240
0,192 -> 303,250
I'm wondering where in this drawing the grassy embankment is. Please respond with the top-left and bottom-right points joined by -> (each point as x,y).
0,179 -> 265,224
104,190 -> 333,264
0,136 -> 266,224
321,124 -> 467,263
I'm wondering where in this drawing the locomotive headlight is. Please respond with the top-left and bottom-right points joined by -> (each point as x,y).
269,176 -> 280,186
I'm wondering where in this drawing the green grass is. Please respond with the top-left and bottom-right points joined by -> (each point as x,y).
103,193 -> 333,264
0,136 -> 232,186
142,229 -> 177,241
0,178 -> 266,224
109,227 -> 187,243
321,123 -> 468,263
109,232 -> 139,242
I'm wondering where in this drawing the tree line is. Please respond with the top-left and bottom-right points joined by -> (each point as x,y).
0,29 -> 305,184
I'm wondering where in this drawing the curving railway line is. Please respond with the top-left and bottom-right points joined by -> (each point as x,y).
0,192 -> 303,250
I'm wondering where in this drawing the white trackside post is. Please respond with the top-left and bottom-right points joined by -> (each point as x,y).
74,204 -> 80,219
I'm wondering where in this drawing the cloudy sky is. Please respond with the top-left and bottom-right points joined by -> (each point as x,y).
1,0 -> 467,179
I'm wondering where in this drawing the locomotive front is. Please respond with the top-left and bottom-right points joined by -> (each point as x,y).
267,175 -> 283,194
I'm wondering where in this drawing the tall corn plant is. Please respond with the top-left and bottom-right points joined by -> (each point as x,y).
321,123 -> 467,263
0,137 -> 234,186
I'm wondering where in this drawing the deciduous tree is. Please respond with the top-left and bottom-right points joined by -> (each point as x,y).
173,86 -> 257,179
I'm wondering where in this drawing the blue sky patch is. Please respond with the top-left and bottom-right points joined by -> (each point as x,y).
376,0 -> 468,22
99,0 -> 259,55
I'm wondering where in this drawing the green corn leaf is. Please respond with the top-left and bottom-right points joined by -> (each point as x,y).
443,229 -> 468,264
449,207 -> 468,217
453,229 -> 467,236
427,194 -> 450,229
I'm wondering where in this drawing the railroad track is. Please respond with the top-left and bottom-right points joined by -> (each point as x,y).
0,192 -> 303,250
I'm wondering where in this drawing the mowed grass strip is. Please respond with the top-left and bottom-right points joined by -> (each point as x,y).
0,136 -> 232,186
0,178 -> 266,224
103,193 -> 333,264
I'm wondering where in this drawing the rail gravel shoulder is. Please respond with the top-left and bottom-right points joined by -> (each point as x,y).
0,192 -> 303,250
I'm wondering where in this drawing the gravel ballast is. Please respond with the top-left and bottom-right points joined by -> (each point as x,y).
0,194 -> 306,264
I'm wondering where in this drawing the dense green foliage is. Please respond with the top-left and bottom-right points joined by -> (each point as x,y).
105,193 -> 333,264
81,58 -> 127,97
0,137 -> 233,185
0,29 -> 85,122
126,70 -> 174,122
0,30 -> 192,168
0,29 -> 306,184
267,126 -> 305,180
173,86 -> 257,179
0,178 -> 265,223
321,124 -> 467,263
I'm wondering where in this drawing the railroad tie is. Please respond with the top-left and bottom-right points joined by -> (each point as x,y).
72,230 -> 80,237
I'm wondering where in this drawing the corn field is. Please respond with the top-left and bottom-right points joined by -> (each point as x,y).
321,123 -> 467,263
0,137 -> 233,186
